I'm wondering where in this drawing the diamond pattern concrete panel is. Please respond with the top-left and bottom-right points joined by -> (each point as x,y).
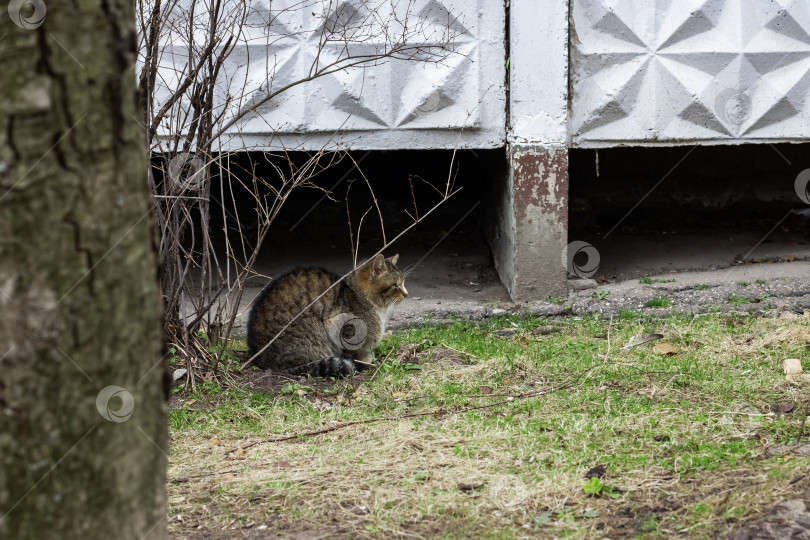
571,0 -> 810,146
149,0 -> 505,151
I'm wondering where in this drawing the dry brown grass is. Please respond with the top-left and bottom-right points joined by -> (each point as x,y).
167,312 -> 810,538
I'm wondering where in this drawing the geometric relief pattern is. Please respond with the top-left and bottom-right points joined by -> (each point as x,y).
153,0 -> 505,150
570,0 -> 810,146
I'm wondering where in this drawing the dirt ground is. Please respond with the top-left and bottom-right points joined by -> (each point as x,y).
229,246 -> 810,338
168,308 -> 810,539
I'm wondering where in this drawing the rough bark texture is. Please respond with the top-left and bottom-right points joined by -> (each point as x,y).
0,2 -> 166,538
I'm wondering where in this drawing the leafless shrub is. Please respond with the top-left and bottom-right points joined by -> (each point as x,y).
136,0 -> 463,386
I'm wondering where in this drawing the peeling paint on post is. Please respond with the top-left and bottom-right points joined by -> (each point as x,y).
513,146 -> 568,300
488,145 -> 568,301
486,0 -> 570,301
513,145 -> 568,223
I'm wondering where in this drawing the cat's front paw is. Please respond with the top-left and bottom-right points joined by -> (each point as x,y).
354,359 -> 374,371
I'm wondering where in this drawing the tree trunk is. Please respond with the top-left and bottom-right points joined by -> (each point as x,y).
0,2 -> 166,538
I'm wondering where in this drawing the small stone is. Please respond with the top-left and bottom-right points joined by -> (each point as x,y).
730,499 -> 810,540
784,358 -> 803,376
584,465 -> 606,479
765,444 -> 790,458
490,308 -> 507,316
776,402 -> 796,414
533,325 -> 560,335
569,278 -> 597,291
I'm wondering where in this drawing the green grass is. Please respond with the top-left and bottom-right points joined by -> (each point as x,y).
167,313 -> 810,539
639,277 -> 676,285
593,289 -> 609,300
693,284 -> 713,291
647,296 -> 673,308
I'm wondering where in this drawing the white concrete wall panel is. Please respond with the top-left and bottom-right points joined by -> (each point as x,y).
509,0 -> 569,145
571,0 -> 810,146
152,0 -> 506,151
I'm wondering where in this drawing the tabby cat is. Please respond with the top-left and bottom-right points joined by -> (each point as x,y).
246,254 -> 408,377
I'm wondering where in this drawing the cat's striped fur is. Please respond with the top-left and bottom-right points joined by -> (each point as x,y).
246,254 -> 407,377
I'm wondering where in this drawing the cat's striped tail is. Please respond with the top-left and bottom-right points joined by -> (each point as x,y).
286,357 -> 371,378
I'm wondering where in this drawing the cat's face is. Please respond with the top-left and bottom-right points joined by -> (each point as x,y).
359,254 -> 408,307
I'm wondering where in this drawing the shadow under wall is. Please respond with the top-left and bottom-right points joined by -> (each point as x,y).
191,142 -> 808,305
568,143 -> 810,281
207,149 -> 511,302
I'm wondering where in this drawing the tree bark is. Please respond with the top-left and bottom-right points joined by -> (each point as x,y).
0,2 -> 166,538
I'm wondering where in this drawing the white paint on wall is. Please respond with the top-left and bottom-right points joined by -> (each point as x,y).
508,0 -> 569,145
571,0 -> 810,147
150,0 -> 506,151
149,1 -> 810,152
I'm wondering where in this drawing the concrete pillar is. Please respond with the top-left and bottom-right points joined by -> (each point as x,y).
488,0 -> 570,301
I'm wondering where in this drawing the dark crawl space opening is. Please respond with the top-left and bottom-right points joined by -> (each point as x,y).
207,149 -> 511,317
568,143 -> 810,282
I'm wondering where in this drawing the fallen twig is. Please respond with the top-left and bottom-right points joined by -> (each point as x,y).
439,343 -> 480,359
223,366 -> 596,457
171,469 -> 241,483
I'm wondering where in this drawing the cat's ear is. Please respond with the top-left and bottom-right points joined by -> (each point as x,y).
386,254 -> 399,265
371,253 -> 386,276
